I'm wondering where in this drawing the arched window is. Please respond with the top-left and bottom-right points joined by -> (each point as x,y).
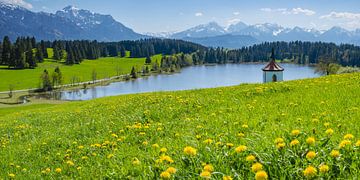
272,74 -> 277,82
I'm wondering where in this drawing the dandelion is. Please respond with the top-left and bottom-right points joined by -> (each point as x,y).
226,143 -> 234,148
303,165 -> 317,178
246,155 -> 256,162
276,143 -> 286,149
160,155 -> 174,163
203,139 -> 213,144
45,168 -> 51,173
132,158 -> 141,165
203,164 -> 214,172
324,122 -> 330,127
77,166 -> 82,170
291,130 -> 300,136
251,163 -> 263,172
78,145 -> 84,149
356,140 -> 360,147
55,168 -> 62,173
344,134 -> 354,140
183,146 -> 197,156
66,160 -> 75,166
160,147 -> 167,153
223,176 -> 233,180
166,167 -> 177,174
330,150 -> 340,158
325,129 -> 334,136
152,144 -> 160,148
306,137 -> 316,145
237,133 -> 245,137
290,139 -> 300,147
8,174 -> 15,178
339,140 -> 352,148
160,171 -> 171,179
319,164 -> 329,173
235,145 -> 247,153
200,171 -> 211,178
306,151 -> 316,160
242,124 -> 249,128
255,171 -> 268,180
274,138 -> 284,144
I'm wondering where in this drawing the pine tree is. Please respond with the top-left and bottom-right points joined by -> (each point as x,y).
14,45 -> 26,69
41,69 -> 52,91
2,36 -> 11,65
35,45 -> 44,63
41,40 -> 48,58
26,49 -> 36,68
145,56 -> 152,64
130,66 -> 137,78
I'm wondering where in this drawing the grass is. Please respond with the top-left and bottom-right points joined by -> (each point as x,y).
0,54 -> 162,92
0,104 -> 58,116
0,73 -> 359,179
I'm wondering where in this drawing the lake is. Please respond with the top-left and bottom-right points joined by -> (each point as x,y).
39,63 -> 320,101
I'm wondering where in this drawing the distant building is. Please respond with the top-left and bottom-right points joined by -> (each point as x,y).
262,49 -> 284,83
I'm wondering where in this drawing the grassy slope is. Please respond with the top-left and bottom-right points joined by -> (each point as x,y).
0,73 -> 359,179
0,54 -> 162,91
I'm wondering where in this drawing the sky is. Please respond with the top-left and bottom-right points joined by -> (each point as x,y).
2,0 -> 360,33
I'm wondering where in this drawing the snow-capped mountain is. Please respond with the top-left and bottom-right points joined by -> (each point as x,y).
171,22 -> 226,39
171,21 -> 360,48
0,3 -> 145,41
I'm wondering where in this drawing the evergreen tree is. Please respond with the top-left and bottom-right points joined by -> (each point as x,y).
130,66 -> 137,78
2,36 -> 11,65
145,56 -> 152,64
41,69 -> 52,91
14,45 -> 26,69
35,45 -> 44,63
26,49 -> 36,68
41,40 -> 48,58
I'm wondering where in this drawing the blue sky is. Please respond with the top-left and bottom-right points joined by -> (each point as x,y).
3,0 -> 360,32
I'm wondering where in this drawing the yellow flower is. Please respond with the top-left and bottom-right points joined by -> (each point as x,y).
324,122 -> 330,127
251,163 -> 263,172
160,147 -> 167,153
290,139 -> 300,147
356,140 -> 360,147
152,144 -> 160,148
235,145 -> 247,153
66,160 -> 75,166
160,171 -> 171,179
132,158 -> 141,165
55,168 -> 62,173
142,141 -> 148,145
107,154 -> 114,159
242,124 -> 249,128
160,155 -> 174,163
8,174 -> 15,178
276,143 -> 286,149
78,145 -> 84,149
303,165 -> 317,178
183,146 -> 197,156
274,138 -> 284,144
237,133 -> 245,137
306,137 -> 316,145
325,128 -> 334,136
330,150 -> 340,158
166,167 -> 177,174
291,130 -> 300,136
200,171 -> 211,178
319,164 -> 329,173
226,143 -> 234,148
246,155 -> 256,162
203,139 -> 213,144
255,171 -> 268,180
203,164 -> 214,172
339,140 -> 352,148
223,176 -> 233,180
344,134 -> 354,140
306,151 -> 316,159
45,168 -> 51,173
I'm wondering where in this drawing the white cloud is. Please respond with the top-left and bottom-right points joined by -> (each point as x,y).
320,12 -> 360,30
195,12 -> 203,17
0,0 -> 33,9
233,12 -> 240,16
261,7 -> 315,16
320,11 -> 360,20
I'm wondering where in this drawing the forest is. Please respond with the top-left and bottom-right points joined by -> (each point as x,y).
1,36 -> 360,70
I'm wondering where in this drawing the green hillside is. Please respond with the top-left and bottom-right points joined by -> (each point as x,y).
0,54 -> 161,92
0,73 -> 359,179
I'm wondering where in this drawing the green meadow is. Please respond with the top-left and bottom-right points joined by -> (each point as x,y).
0,52 -> 161,92
0,73 -> 359,179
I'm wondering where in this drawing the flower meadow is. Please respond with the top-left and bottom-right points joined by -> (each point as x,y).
0,73 -> 359,179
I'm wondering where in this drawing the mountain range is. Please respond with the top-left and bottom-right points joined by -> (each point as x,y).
1,2 -> 360,48
0,3 -> 145,41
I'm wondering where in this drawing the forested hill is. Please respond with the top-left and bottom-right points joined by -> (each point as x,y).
204,41 -> 360,66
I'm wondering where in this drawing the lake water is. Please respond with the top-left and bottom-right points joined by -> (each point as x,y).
41,63 -> 320,101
